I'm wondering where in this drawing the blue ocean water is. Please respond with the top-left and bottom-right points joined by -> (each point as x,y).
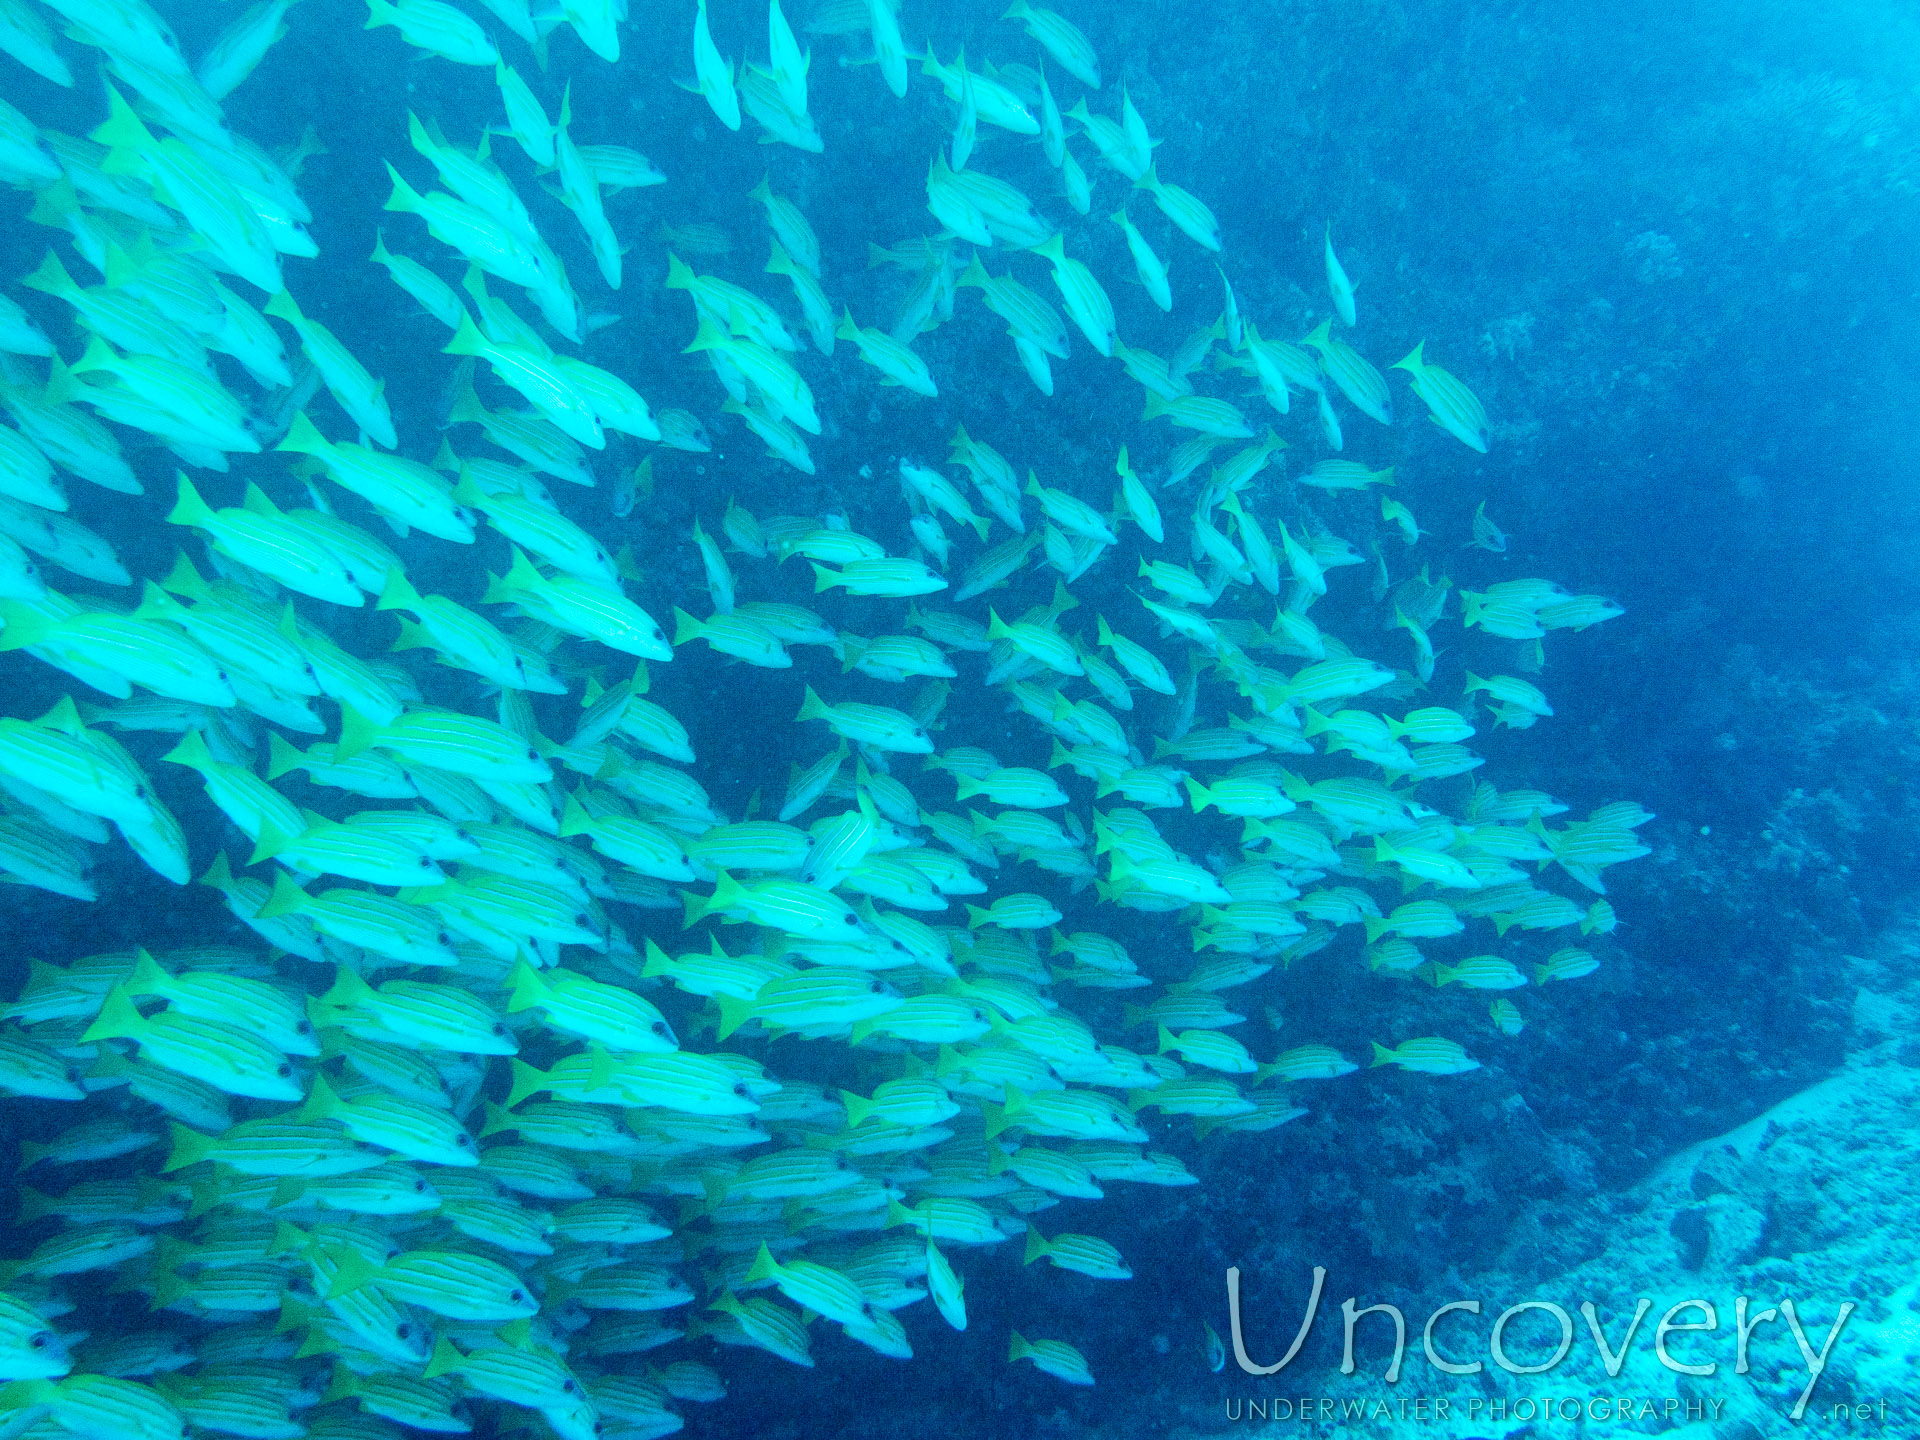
0,0 -> 1914,1436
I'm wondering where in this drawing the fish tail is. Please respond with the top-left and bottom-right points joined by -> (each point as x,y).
795,686 -> 829,723
712,991 -> 753,1041
263,287 -> 302,327
505,1058 -> 550,1107
89,85 -> 153,152
381,162 -> 422,214
421,1338 -> 463,1381
78,984 -> 143,1045
20,250 -> 72,298
373,567 -> 420,613
160,1122 -> 215,1174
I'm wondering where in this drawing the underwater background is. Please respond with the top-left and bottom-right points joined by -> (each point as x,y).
0,0 -> 1914,1437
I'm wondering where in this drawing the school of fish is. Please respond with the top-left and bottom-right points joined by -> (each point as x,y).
0,0 -> 1643,1434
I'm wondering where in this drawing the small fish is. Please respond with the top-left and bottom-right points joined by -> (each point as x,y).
838,309 -> 938,396
1301,319 -> 1391,426
1009,1331 -> 1094,1386
1110,204 -> 1172,312
1381,495 -> 1424,544
659,221 -> 734,257
1032,233 -> 1115,357
1432,955 -> 1527,990
1023,1228 -> 1131,1279
1324,222 -> 1357,326
813,557 -> 948,598
1368,1036 -> 1480,1075
365,0 -> 499,65
1393,340 -> 1490,452
80,985 -> 301,1101
926,1240 -> 968,1331
673,608 -> 791,668
1135,164 -> 1220,252
1535,947 -> 1600,983
1002,2 -> 1099,87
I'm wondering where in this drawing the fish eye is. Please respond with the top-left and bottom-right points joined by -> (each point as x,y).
296,1020 -> 312,1035
276,1063 -> 293,1077
437,932 -> 454,945
28,1333 -> 48,1350
573,914 -> 588,926
456,1133 -> 471,1147
397,1323 -> 412,1339
491,1023 -> 506,1035
843,913 -> 856,926
418,857 -> 432,868
868,981 -> 885,994
525,748 -> 538,761
732,1083 -> 749,1098
651,1021 -> 668,1036
135,785 -> 148,799
412,1179 -> 428,1192
509,1289 -> 526,1304
561,1378 -> 577,1393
